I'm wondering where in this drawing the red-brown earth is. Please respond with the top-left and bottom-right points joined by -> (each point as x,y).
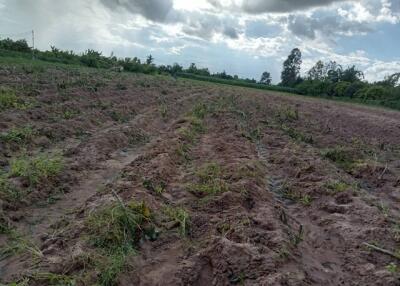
1,61 -> 400,285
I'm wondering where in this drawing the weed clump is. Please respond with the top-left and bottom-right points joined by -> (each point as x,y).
0,126 -> 36,144
86,200 -> 152,251
324,180 -> 350,194
163,206 -> 190,236
188,163 -> 229,197
10,153 -> 63,187
275,106 -> 299,123
143,178 -> 166,195
85,200 -> 154,285
322,147 -> 357,171
0,88 -> 20,111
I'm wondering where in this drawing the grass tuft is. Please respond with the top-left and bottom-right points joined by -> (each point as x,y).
10,153 -> 63,187
163,206 -> 190,237
188,163 -> 229,197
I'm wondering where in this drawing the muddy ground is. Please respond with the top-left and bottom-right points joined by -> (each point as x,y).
1,62 -> 400,285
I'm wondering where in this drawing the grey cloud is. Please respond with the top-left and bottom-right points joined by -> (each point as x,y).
99,0 -> 174,22
181,14 -> 239,40
223,26 -> 238,39
209,0 -> 352,14
288,14 -> 373,39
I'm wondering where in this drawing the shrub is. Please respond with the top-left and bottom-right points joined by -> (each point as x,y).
333,81 -> 351,97
0,38 -> 31,52
355,85 -> 391,100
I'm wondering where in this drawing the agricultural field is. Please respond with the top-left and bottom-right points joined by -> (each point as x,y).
1,60 -> 400,285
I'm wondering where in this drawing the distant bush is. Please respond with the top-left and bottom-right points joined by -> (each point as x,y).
0,38 -> 31,53
355,85 -> 391,100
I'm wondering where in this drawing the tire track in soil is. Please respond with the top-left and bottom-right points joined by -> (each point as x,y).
256,140 -> 349,285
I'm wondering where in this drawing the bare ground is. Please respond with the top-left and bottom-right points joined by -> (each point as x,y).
1,63 -> 400,285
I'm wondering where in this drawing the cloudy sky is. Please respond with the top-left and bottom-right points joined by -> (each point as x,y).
0,0 -> 399,83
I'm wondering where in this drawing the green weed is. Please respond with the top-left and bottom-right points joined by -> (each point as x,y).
10,153 -> 64,187
0,173 -> 23,203
63,109 -> 80,119
96,248 -> 131,286
324,180 -> 350,194
386,263 -> 398,274
275,106 -> 299,123
86,200 -> 152,251
142,178 -> 166,195
0,228 -> 42,261
188,163 -> 229,197
321,147 -> 356,171
281,125 -> 313,144
0,88 -> 24,111
163,206 -> 190,236
0,126 -> 36,144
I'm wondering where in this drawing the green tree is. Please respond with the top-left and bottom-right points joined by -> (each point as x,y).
307,60 -> 325,81
146,54 -> 154,65
260,71 -> 272,85
340,65 -> 364,83
325,61 -> 343,83
281,48 -> 302,87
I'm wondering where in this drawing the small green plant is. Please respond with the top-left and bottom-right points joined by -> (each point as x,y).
377,201 -> 390,218
97,248 -> 131,286
10,153 -> 64,186
0,126 -> 36,144
188,163 -> 229,197
142,178 -> 166,195
276,246 -> 291,261
62,109 -> 80,119
86,200 -> 152,251
109,110 -> 130,123
86,199 -> 154,285
0,88 -> 23,111
191,102 -> 209,119
324,180 -> 350,194
25,272 -> 75,286
0,228 -> 42,261
164,206 -> 190,236
159,103 -> 168,118
0,173 -> 23,203
275,106 -> 299,123
321,147 -> 356,171
386,263 -> 398,274
281,125 -> 313,144
278,181 -> 313,206
299,194 -> 312,206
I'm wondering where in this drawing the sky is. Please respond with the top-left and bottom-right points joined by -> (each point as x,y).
0,0 -> 399,83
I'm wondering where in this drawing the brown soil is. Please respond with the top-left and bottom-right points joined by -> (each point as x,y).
1,63 -> 400,285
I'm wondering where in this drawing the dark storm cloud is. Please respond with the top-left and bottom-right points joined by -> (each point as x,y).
99,0 -> 175,22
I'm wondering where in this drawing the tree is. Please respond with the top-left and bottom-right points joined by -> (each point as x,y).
281,48 -> 302,87
340,65 -> 364,83
379,73 -> 400,87
187,63 -> 198,74
146,54 -> 154,65
260,71 -> 272,85
325,61 -> 343,83
307,60 -> 325,81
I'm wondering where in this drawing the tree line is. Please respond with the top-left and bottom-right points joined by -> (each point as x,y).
268,48 -> 399,107
1,38 -> 399,109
